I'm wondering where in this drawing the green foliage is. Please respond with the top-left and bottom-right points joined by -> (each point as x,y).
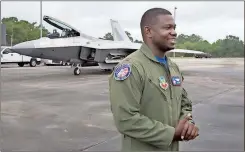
125,31 -> 133,42
102,32 -> 113,40
175,34 -> 244,57
2,17 -> 49,45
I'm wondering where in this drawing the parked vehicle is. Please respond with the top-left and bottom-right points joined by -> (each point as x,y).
1,46 -> 41,67
194,53 -> 212,58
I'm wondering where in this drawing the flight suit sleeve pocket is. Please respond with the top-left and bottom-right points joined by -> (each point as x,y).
174,86 -> 182,101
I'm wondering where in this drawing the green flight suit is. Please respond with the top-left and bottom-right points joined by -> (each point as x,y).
109,43 -> 193,151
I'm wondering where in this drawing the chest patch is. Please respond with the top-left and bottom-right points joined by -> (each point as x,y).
159,76 -> 169,90
114,64 -> 131,80
171,76 -> 181,86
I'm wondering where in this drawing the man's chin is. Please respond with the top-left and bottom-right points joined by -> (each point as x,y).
166,45 -> 175,51
158,43 -> 175,52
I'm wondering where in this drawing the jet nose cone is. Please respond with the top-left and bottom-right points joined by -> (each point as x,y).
12,41 -> 35,49
10,41 -> 35,56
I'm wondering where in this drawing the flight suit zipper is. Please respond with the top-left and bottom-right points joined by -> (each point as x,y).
162,64 -> 173,99
162,63 -> 174,137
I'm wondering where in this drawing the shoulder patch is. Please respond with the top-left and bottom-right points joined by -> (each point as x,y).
114,63 -> 132,81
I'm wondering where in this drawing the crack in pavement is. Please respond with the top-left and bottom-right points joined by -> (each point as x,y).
192,86 -> 238,105
80,135 -> 121,151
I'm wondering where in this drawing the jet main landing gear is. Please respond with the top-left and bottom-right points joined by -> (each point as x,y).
74,67 -> 81,75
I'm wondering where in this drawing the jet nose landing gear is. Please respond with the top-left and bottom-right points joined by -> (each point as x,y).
71,63 -> 82,76
74,67 -> 81,75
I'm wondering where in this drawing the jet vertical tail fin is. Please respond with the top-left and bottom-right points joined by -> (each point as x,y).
110,19 -> 131,42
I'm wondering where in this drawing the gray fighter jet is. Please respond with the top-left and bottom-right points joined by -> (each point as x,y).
10,15 -> 205,75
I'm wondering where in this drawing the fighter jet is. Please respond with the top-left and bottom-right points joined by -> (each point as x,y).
11,15 -> 205,75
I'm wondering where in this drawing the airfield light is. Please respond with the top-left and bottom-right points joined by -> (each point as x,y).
40,0 -> 43,38
174,7 -> 177,21
173,7 -> 177,58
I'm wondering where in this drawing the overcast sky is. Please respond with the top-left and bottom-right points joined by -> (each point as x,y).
1,1 -> 244,43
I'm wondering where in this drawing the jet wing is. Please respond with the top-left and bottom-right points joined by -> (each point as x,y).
169,49 -> 205,54
11,36 -> 140,50
85,40 -> 141,50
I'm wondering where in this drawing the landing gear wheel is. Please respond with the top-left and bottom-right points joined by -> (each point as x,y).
18,63 -> 24,67
30,59 -> 37,67
74,67 -> 81,75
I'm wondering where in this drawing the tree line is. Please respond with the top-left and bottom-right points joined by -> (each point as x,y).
2,17 -> 244,57
2,17 -> 49,45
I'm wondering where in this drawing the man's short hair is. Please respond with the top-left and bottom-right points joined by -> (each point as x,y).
140,8 -> 172,35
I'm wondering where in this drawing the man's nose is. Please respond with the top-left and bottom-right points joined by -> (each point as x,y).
170,29 -> 177,37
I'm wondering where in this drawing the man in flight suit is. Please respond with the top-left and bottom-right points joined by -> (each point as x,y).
109,7 -> 199,151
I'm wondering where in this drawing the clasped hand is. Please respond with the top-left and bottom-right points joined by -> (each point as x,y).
173,115 -> 199,141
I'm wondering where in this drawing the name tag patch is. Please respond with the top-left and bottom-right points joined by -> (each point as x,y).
114,64 -> 131,80
171,76 -> 181,86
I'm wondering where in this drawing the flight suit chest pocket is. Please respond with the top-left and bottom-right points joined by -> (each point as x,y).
146,75 -> 170,102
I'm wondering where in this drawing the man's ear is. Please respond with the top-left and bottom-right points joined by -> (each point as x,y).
144,26 -> 153,39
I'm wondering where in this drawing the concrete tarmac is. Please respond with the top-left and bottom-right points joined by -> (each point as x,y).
0,58 -> 244,151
